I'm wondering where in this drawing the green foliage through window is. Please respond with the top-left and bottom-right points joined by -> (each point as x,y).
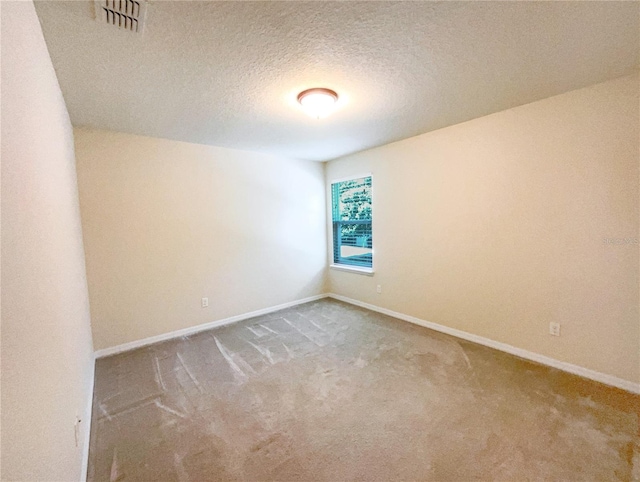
331,176 -> 372,268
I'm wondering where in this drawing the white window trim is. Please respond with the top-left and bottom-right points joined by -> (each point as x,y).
330,173 -> 374,185
330,264 -> 374,276
330,173 -> 374,273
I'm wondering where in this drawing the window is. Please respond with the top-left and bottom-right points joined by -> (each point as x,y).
331,176 -> 373,269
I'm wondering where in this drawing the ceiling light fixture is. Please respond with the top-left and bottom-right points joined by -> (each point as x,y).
297,88 -> 339,119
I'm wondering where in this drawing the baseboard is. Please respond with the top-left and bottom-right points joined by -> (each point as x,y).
93,291 -> 639,393
80,356 -> 95,482
328,293 -> 640,395
94,294 -> 329,358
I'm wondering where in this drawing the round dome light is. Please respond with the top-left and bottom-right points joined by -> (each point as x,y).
297,88 -> 339,119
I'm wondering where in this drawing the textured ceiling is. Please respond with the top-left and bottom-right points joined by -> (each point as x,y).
35,1 -> 639,161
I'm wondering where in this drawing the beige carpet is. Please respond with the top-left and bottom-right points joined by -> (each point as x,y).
89,299 -> 639,481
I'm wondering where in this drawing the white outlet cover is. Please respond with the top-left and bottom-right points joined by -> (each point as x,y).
549,322 -> 561,336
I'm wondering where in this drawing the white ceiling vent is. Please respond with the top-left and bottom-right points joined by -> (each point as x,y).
95,0 -> 147,33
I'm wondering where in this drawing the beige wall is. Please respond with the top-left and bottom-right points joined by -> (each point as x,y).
326,74 -> 639,384
1,2 -> 95,480
74,129 -> 326,351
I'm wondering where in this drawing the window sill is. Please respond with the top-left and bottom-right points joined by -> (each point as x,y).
329,264 -> 375,276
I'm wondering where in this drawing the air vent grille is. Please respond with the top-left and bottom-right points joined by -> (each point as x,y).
96,0 -> 146,33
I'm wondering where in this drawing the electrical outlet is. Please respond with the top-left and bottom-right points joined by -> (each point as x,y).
376,285 -> 382,294
74,416 -> 81,447
202,297 -> 209,308
549,322 -> 561,337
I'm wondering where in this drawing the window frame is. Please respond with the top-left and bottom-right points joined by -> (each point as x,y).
329,173 -> 374,275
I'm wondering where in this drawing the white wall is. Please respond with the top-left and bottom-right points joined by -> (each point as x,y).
74,129 -> 327,351
1,2 -> 95,480
326,74 -> 639,385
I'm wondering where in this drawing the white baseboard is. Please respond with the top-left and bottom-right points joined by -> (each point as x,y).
92,291 -> 639,394
94,294 -> 329,358
80,356 -> 95,482
328,293 -> 640,395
